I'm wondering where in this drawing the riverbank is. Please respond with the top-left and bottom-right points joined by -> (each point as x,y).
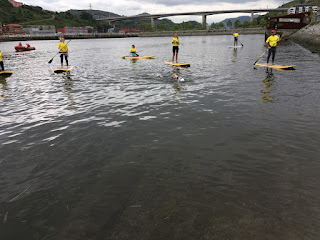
289,21 -> 320,54
0,33 -> 139,42
139,28 -> 265,37
0,28 -> 265,42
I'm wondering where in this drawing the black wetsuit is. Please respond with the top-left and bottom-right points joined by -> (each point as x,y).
0,61 -> 4,71
267,47 -> 276,64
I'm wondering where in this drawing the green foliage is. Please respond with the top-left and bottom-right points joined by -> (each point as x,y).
227,19 -> 232,28
234,19 -> 241,28
0,1 -> 108,29
242,20 -> 250,28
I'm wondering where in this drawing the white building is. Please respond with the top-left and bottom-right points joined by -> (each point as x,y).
288,5 -> 318,15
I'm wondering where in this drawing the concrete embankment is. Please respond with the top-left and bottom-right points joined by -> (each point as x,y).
289,22 -> 320,54
0,33 -> 139,42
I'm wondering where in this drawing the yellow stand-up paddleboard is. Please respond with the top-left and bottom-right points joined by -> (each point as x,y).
54,65 -> 74,73
0,71 -> 13,77
121,56 -> 155,59
255,63 -> 295,70
165,61 -> 190,67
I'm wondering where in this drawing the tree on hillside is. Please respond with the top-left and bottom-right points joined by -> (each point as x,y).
242,20 -> 250,28
251,19 -> 258,27
234,19 -> 241,28
260,18 -> 267,27
218,22 -> 225,28
80,12 -> 93,20
227,19 -> 232,28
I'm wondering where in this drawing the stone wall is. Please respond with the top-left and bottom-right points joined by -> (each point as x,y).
290,22 -> 320,54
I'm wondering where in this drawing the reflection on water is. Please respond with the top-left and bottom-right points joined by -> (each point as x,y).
261,68 -> 275,103
0,35 -> 320,240
0,78 -> 8,99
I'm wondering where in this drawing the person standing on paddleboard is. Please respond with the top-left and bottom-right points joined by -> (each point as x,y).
58,37 -> 69,67
130,45 -> 139,57
0,50 -> 4,71
233,30 -> 239,47
172,33 -> 180,63
266,30 -> 284,66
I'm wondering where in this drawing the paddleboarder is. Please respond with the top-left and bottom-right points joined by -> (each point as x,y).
172,33 -> 180,63
130,45 -> 139,57
58,37 -> 69,67
266,30 -> 284,66
0,50 -> 4,71
233,30 -> 239,47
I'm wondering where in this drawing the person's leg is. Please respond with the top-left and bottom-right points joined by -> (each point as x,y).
60,54 -> 63,67
176,47 -> 179,63
272,47 -> 276,64
267,49 -> 272,65
65,55 -> 69,66
0,61 -> 4,71
172,47 -> 175,62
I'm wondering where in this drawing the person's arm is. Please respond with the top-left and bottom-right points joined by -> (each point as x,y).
279,34 -> 285,42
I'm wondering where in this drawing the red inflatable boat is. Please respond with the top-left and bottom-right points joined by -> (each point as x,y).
15,45 -> 36,52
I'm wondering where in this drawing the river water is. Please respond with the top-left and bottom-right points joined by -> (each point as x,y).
0,35 -> 320,240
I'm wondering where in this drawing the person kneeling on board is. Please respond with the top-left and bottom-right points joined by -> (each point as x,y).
130,45 -> 139,57
58,37 -> 69,67
266,30 -> 284,66
233,30 -> 239,47
0,50 -> 4,72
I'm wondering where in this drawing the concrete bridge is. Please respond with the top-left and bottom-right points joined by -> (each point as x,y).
97,8 -> 288,29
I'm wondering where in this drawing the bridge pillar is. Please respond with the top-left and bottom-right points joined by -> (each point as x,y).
109,21 -> 116,29
251,12 -> 254,23
202,15 -> 207,30
151,17 -> 157,30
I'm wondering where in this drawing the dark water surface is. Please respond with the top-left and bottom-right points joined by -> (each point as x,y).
0,35 -> 320,240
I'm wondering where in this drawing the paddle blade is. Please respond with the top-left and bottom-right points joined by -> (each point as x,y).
48,58 -> 53,64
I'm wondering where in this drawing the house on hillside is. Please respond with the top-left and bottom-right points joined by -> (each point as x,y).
23,25 -> 56,36
3,24 -> 24,34
288,5 -> 318,14
9,0 -> 23,7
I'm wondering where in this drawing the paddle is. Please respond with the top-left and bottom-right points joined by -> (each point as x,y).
48,40 -> 71,64
238,40 -> 244,47
253,49 -> 269,65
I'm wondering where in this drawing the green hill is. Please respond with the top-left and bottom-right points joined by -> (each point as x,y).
280,0 -> 320,8
0,0 -> 110,29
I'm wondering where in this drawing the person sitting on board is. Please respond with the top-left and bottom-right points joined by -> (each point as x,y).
172,33 -> 180,63
58,37 -> 69,67
18,42 -> 22,47
130,45 -> 139,57
172,74 -> 184,82
233,30 -> 239,47
266,30 -> 284,66
0,50 -> 4,71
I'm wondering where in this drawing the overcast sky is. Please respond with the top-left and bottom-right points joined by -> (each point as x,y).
22,0 -> 291,23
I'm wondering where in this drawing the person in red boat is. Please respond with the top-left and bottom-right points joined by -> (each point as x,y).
27,44 -> 31,48
18,42 -> 22,46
